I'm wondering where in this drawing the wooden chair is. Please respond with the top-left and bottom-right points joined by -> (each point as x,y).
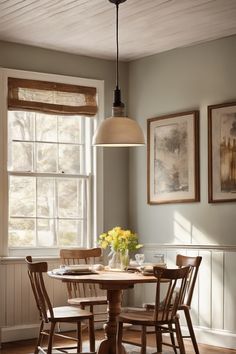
175,254 -> 202,354
118,266 -> 190,354
60,248 -> 107,324
25,256 -> 95,354
145,254 -> 202,354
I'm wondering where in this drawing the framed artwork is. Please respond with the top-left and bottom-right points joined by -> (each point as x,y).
208,101 -> 236,203
147,111 -> 200,204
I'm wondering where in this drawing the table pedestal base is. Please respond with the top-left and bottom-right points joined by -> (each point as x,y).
97,285 -> 133,354
97,339 -> 126,354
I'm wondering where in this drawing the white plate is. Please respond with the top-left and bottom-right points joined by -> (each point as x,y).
64,265 -> 91,272
105,267 -> 125,272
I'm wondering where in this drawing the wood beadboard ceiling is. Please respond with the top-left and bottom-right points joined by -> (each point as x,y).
0,0 -> 236,61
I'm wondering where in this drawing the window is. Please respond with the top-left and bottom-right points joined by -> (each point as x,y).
0,70 -> 103,257
8,111 -> 93,250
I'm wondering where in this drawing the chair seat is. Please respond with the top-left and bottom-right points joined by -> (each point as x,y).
68,295 -> 107,306
48,306 -> 93,322
118,309 -> 176,326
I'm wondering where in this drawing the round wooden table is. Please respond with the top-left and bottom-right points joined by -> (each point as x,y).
48,270 -> 157,354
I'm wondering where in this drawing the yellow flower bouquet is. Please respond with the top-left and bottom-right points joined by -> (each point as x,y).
98,226 -> 143,269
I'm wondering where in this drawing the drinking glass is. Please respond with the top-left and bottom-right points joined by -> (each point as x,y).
154,253 -> 165,264
135,253 -> 145,266
89,257 -> 95,271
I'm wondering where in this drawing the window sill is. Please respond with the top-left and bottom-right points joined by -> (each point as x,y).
0,256 -> 60,264
6,246 -> 87,260
8,247 -> 61,258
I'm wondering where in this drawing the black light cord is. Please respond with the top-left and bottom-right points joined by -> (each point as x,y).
116,1 -> 119,90
112,0 -> 124,108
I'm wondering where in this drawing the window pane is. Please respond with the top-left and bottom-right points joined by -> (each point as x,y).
37,178 -> 54,217
58,116 -> 81,143
9,176 -> 36,217
37,219 -> 55,246
57,179 -> 82,217
36,114 -> 57,142
58,219 -> 82,246
9,218 -> 35,247
11,142 -> 33,171
59,144 -> 80,174
36,143 -> 57,172
8,111 -> 34,141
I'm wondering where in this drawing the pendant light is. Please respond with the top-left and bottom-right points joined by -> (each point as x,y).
92,0 -> 145,147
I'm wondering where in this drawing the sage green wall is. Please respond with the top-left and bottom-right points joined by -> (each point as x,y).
0,40 -> 129,233
2,36 -> 236,245
128,35 -> 236,246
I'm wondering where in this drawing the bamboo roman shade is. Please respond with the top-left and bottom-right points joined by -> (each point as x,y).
8,78 -> 98,116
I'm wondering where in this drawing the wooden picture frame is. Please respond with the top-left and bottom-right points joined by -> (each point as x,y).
147,110 -> 200,204
208,101 -> 236,203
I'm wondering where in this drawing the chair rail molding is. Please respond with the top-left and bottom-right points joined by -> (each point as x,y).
143,243 -> 236,251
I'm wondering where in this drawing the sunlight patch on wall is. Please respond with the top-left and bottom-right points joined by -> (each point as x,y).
174,211 -> 218,244
192,225 -> 215,244
174,211 -> 192,243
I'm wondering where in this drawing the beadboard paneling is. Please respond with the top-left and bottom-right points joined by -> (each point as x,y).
212,251 -> 224,330
129,244 -> 236,349
0,259 -> 67,329
1,247 -> 236,348
224,252 -> 236,332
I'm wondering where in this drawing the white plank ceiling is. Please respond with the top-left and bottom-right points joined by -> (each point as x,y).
0,0 -> 236,61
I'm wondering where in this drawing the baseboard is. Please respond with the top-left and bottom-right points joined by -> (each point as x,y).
2,323 -> 236,349
1,321 -> 104,344
1,324 -> 40,343
130,325 -> 236,350
190,326 -> 236,349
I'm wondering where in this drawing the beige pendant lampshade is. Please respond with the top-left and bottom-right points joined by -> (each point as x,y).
92,116 -> 145,146
92,0 -> 145,147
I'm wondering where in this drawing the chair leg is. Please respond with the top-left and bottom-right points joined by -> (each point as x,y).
175,318 -> 186,354
35,320 -> 44,354
77,321 -> 82,353
155,326 -> 162,353
141,325 -> 147,354
168,323 -> 177,354
184,307 -> 199,354
88,317 -> 95,352
47,322 -> 56,354
117,321 -> 123,351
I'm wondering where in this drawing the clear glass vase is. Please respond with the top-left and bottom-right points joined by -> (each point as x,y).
108,250 -> 121,269
120,249 -> 129,270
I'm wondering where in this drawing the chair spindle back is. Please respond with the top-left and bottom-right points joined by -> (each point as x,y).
60,248 -> 103,299
25,256 -> 53,322
153,266 -> 190,322
176,254 -> 202,307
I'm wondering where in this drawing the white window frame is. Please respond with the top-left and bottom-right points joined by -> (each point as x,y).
0,68 -> 104,257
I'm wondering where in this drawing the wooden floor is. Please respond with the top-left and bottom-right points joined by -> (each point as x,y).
1,329 -> 236,354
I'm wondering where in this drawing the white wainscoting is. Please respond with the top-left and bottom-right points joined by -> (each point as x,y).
128,244 -> 236,349
1,246 -> 236,349
0,257 -> 68,344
